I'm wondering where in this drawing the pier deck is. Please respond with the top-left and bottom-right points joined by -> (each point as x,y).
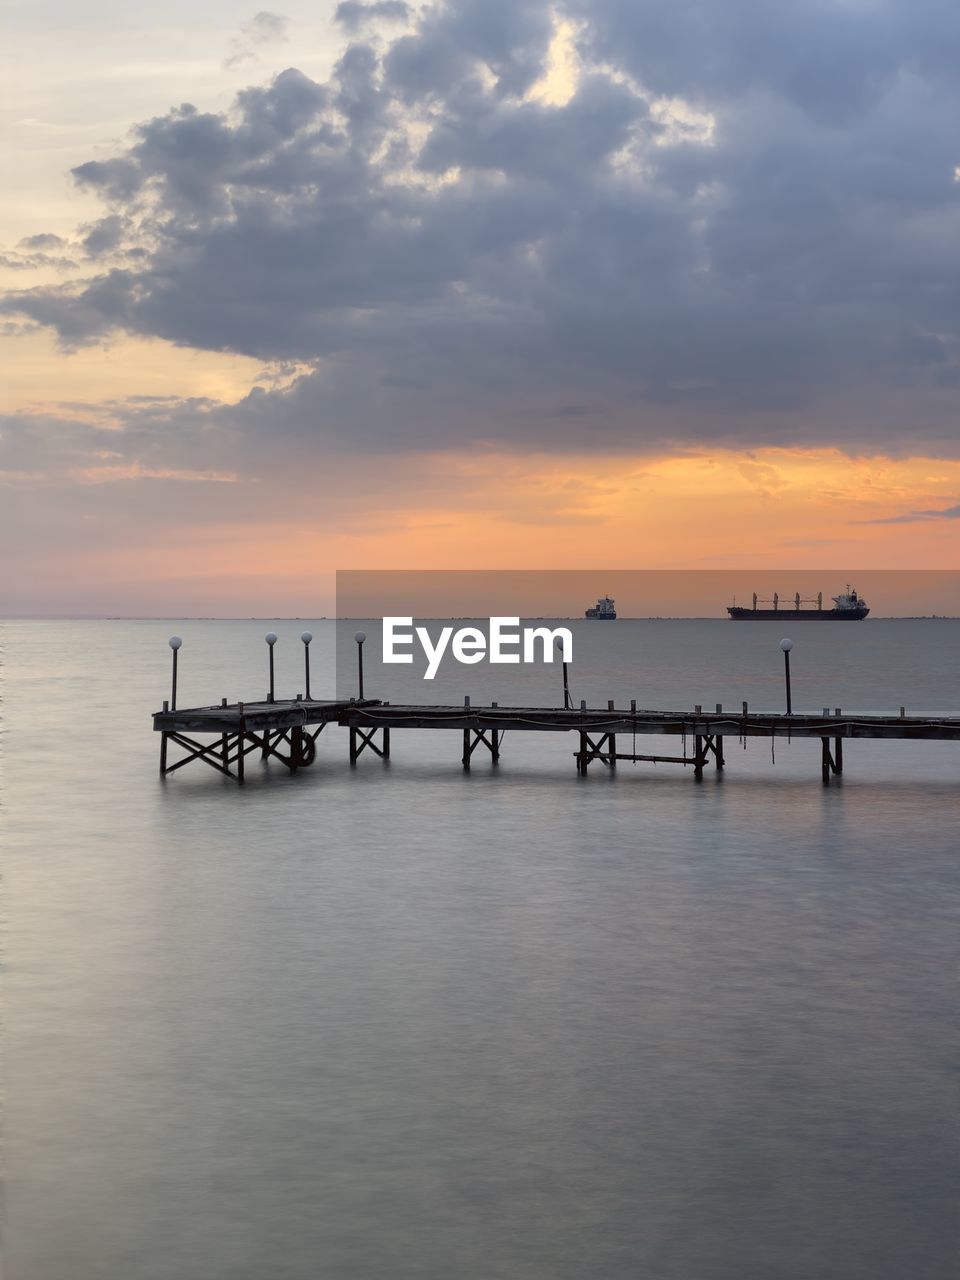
153,698 -> 376,735
340,703 -> 960,740
154,697 -> 960,785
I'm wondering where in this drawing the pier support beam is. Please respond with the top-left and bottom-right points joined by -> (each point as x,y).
821,737 -> 843,784
237,707 -> 246,785
159,730 -> 257,783
258,729 -> 293,766
699,733 -> 724,771
158,719 -> 321,784
692,732 -> 722,779
349,725 -> 390,764
576,732 -> 617,773
578,729 -> 720,775
462,728 -> 501,769
159,698 -> 170,776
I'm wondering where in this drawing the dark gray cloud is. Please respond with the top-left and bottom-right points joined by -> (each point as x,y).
81,214 -> 128,257
6,0 -> 960,456
19,233 -> 66,250
385,0 -> 552,101
567,0 -> 960,118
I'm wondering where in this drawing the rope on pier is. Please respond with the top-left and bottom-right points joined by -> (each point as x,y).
344,705 -> 959,738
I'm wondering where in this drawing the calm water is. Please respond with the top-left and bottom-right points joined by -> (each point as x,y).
3,619 -> 959,1279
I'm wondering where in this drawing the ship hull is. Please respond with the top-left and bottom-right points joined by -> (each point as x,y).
585,612 -> 617,620
727,607 -> 869,621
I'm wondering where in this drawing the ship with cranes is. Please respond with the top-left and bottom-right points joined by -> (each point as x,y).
727,585 -> 870,621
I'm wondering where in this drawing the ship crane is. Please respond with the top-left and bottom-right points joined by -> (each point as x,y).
750,592 -> 825,611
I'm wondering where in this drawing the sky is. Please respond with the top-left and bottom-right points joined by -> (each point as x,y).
2,0 -> 959,616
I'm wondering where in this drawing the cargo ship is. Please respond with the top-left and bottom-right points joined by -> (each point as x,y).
585,595 -> 617,620
727,586 -> 869,621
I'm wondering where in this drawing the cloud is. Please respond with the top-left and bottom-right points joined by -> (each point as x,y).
224,10 -> 289,69
74,462 -> 238,484
5,0 -> 960,458
1,231 -> 76,271
19,233 -> 66,250
246,11 -> 288,43
334,2 -> 412,33
866,500 -> 960,523
81,214 -> 128,257
385,0 -> 553,101
0,250 -> 77,271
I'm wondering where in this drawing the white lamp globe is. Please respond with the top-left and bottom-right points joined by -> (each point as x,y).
300,631 -> 313,645
780,637 -> 794,652
265,632 -> 278,646
354,631 -> 367,644
168,635 -> 182,650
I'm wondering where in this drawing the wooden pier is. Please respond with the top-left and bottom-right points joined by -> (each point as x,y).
153,698 -> 379,783
154,696 -> 960,786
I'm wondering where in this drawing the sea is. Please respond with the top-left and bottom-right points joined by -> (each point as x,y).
2,618 -> 958,1280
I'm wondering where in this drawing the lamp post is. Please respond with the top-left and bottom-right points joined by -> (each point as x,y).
354,631 -> 366,700
168,635 -> 182,710
300,631 -> 313,700
556,637 -> 572,709
265,632 -> 278,702
780,638 -> 793,715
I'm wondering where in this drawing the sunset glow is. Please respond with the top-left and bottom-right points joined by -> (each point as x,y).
6,443 -> 956,616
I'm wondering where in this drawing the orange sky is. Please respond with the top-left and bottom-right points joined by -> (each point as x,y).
336,570 -> 960,619
2,332 -> 958,616
6,438 -> 957,615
